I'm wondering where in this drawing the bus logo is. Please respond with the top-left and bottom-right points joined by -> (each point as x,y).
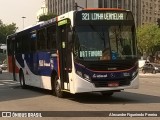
110,73 -> 115,78
93,74 -> 108,78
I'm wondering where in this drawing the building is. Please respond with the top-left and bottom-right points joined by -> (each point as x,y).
46,0 -> 75,15
75,0 -> 99,8
92,0 -> 160,26
45,0 -> 160,27
99,0 -> 141,27
140,0 -> 160,25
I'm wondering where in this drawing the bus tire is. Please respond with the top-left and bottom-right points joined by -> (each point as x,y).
19,71 -> 26,89
53,77 -> 65,98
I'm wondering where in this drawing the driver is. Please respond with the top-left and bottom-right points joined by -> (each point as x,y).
100,48 -> 111,60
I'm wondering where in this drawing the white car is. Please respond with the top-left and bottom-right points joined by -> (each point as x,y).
0,68 -> 2,74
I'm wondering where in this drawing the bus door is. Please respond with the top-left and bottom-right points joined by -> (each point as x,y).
57,19 -> 72,90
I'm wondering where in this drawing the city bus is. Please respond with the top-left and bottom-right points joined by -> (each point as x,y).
7,8 -> 139,98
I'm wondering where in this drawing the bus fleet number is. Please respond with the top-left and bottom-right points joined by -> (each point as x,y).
82,13 -> 90,20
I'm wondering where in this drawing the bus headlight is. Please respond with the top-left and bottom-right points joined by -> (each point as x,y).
84,74 -> 91,82
76,71 -> 83,77
76,71 -> 91,82
132,69 -> 138,78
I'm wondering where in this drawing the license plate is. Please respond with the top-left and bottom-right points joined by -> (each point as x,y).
108,82 -> 119,87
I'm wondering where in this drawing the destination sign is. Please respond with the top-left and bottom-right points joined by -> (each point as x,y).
81,12 -> 124,21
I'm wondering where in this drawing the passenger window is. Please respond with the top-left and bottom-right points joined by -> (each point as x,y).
47,25 -> 57,50
37,28 -> 47,50
31,31 -> 37,52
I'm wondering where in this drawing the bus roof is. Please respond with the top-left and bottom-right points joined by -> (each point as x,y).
7,18 -> 57,39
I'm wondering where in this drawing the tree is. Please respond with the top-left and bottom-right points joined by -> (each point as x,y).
137,24 -> 160,57
0,20 -> 3,25
0,20 -> 18,44
39,13 -> 57,22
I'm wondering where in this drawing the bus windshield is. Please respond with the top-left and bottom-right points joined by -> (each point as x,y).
74,25 -> 136,61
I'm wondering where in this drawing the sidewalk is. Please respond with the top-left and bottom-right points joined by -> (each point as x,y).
0,71 -> 13,80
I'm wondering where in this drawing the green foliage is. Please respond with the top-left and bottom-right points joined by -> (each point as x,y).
0,20 -> 18,44
39,13 -> 57,22
137,24 -> 160,56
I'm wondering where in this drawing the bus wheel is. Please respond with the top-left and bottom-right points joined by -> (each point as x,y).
54,78 -> 65,98
19,72 -> 26,89
101,92 -> 114,97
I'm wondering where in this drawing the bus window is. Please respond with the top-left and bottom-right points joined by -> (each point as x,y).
7,38 -> 12,55
47,25 -> 57,50
16,37 -> 23,54
31,32 -> 37,52
37,28 -> 47,51
109,26 -> 135,60
23,34 -> 31,53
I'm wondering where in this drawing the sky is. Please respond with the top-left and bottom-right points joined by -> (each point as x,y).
0,0 -> 44,31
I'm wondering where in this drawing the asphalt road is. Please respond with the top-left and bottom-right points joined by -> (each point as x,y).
0,71 -> 160,120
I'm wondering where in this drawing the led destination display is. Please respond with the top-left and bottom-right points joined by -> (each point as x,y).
75,11 -> 134,23
82,12 -> 124,21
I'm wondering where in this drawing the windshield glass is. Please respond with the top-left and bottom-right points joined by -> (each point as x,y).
74,25 -> 136,61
